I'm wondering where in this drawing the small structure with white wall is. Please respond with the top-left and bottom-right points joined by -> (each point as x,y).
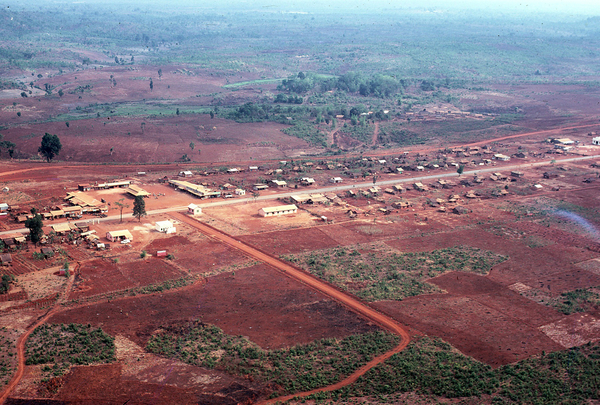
593,137 -> 600,145
329,177 -> 343,183
155,220 -> 176,234
258,204 -> 298,217
179,170 -> 193,178
106,230 -> 133,242
187,203 -> 202,216
235,188 -> 246,196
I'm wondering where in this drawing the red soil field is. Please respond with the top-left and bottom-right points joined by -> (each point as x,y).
2,115 -> 314,164
15,361 -> 267,405
145,237 -> 250,275
50,264 -> 380,350
237,227 -> 340,255
376,224 -> 600,366
69,257 -> 186,300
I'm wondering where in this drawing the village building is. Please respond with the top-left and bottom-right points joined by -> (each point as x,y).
52,223 -> 75,235
552,138 -> 575,145
592,137 -> 600,145
62,206 -> 83,218
94,180 -> 131,189
169,179 -> 221,198
494,154 -> 510,161
106,230 -> 133,242
413,182 -> 429,192
179,170 -> 194,177
253,184 -> 269,191
329,177 -> 343,183
235,189 -> 246,196
125,184 -> 150,198
258,204 -> 298,217
64,192 -> 108,213
271,180 -> 288,188
0,253 -> 12,266
0,203 -> 9,212
155,221 -> 176,234
187,203 -> 202,216
300,177 -> 315,186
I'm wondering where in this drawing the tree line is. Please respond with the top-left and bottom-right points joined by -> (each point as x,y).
277,71 -> 407,98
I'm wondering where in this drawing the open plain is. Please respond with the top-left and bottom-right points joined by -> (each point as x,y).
1,2 -> 600,404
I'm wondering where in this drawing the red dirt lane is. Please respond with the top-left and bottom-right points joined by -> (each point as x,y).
169,212 -> 411,402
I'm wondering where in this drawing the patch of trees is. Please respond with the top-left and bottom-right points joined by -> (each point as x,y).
69,84 -> 93,94
0,274 -> 14,294
274,94 -> 303,104
227,102 -> 272,122
278,72 -> 405,98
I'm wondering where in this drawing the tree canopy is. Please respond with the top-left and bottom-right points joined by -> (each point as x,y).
25,208 -> 44,244
38,133 -> 62,162
133,195 -> 146,222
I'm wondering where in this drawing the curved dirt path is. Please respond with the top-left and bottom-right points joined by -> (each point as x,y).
170,212 -> 410,403
0,265 -> 76,404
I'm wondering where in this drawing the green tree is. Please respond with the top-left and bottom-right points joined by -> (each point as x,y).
457,164 -> 465,176
38,133 -> 62,162
189,141 -> 195,151
132,195 -> 146,222
149,79 -> 153,92
114,198 -> 129,223
25,208 -> 44,245
0,274 -> 14,294
158,69 -> 162,79
176,108 -> 180,116
58,89 -> 64,97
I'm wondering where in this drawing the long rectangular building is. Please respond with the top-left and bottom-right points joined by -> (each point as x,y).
169,179 -> 221,199
258,204 -> 298,217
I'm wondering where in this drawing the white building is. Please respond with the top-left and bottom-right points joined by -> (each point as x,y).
592,137 -> 600,145
235,188 -> 246,196
329,177 -> 343,183
187,203 -> 202,216
179,170 -> 193,177
258,204 -> 298,217
155,221 -> 176,233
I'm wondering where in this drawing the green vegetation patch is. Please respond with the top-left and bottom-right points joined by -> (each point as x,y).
549,287 -> 600,315
337,122 -> 374,144
311,337 -> 600,404
25,323 -> 115,379
281,121 -> 327,147
284,244 -> 507,301
377,122 -> 427,146
0,327 -> 17,387
147,321 -> 398,395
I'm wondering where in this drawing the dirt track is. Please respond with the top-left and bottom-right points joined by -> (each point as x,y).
170,212 -> 411,402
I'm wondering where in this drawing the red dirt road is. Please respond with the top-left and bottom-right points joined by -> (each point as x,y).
170,212 -> 411,402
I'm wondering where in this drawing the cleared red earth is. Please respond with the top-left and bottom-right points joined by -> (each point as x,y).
50,264 -> 380,350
